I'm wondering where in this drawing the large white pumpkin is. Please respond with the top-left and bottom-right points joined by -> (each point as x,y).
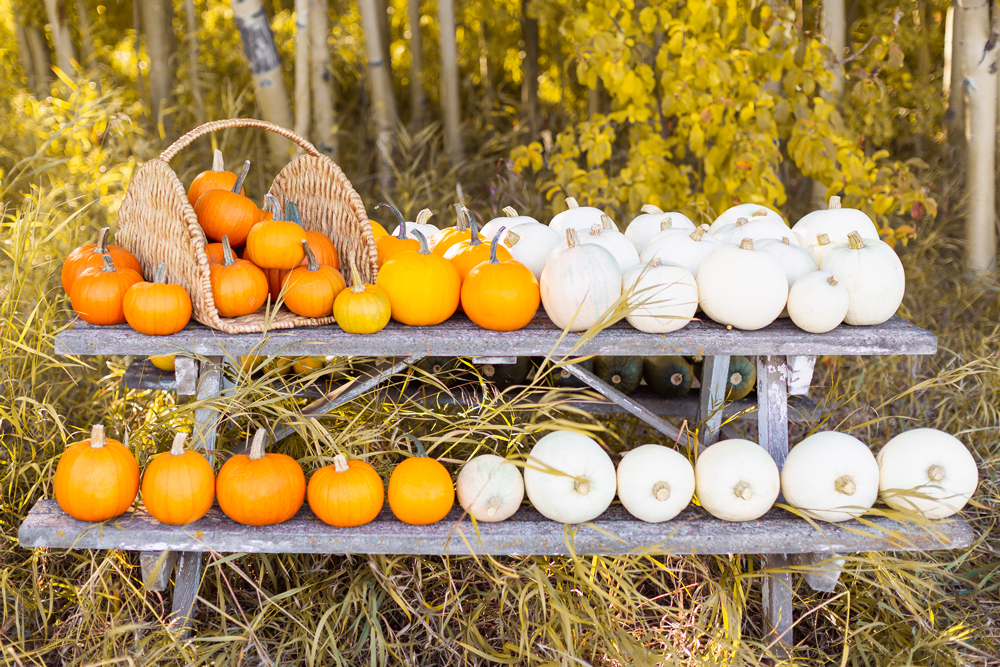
456,454 -> 525,522
780,431 -> 879,522
481,206 -> 541,240
624,205 -> 696,251
549,197 -> 609,234
754,237 -> 818,317
714,216 -> 797,246
801,232 -> 837,267
552,216 -> 639,273
616,444 -> 695,522
622,259 -> 698,333
696,240 -> 788,330
820,232 -> 905,325
877,429 -> 978,519
540,229 -> 622,331
791,196 -> 880,250
786,271 -> 849,333
695,439 -> 780,522
709,204 -> 786,233
523,431 -> 617,523
500,222 -> 561,280
639,226 -> 725,277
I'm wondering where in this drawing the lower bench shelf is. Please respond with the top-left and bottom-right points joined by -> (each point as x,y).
20,499 -> 973,557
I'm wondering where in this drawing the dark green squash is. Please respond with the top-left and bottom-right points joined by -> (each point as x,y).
547,357 -> 594,387
686,355 -> 704,382
476,357 -> 533,388
415,356 -> 468,386
726,356 -> 756,400
593,356 -> 643,394
643,356 -> 694,398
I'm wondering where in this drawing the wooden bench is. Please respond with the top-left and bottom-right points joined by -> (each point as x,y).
21,313 -> 968,653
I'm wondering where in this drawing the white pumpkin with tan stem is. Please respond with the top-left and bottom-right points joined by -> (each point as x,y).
549,197 -> 608,234
617,444 -> 695,523
695,439 -> 780,521
500,223 -> 561,280
553,215 -> 640,272
802,232 -> 837,266
624,205 -> 696,250
787,271 -> 849,333
781,431 -> 879,522
622,259 -> 698,333
791,196 -> 880,249
391,208 -> 439,241
877,429 -> 978,519
540,229 -> 622,331
714,216 -> 798,246
640,226 -> 725,277
709,203 -> 785,233
523,431 -> 617,523
456,454 -> 525,522
481,206 -> 541,240
820,232 -> 905,325
697,239 -> 788,330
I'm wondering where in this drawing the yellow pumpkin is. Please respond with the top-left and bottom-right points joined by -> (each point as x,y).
333,259 -> 391,334
376,230 -> 461,326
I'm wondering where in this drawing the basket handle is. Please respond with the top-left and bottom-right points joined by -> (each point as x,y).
160,118 -> 323,164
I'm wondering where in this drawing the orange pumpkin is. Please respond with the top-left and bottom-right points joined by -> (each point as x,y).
444,210 -> 513,280
187,149 -> 245,208
374,202 -> 419,266
334,259 -> 392,334
141,432 -> 216,525
196,227 -> 226,264
209,236 -> 269,317
376,229 -> 461,326
287,201 -> 340,270
431,203 -> 482,256
54,425 -> 140,522
308,453 -> 385,527
387,434 -> 454,525
461,231 -> 540,331
245,196 -> 307,270
123,263 -> 193,335
62,227 -> 142,294
195,161 -> 269,246
216,429 -> 306,526
282,241 -> 347,317
370,220 -> 388,239
70,254 -> 144,325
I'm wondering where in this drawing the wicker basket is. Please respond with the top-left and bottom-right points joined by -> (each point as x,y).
117,119 -> 379,334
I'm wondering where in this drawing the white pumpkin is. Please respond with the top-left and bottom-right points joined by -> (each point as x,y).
500,222 -> 561,280
553,216 -> 639,273
523,431 -> 617,523
391,208 -> 439,241
709,203 -> 786,233
820,232 -> 905,325
786,271 -> 849,333
780,431 -> 879,523
714,216 -> 798,246
639,226 -> 725,277
696,239 -> 788,330
549,197 -> 609,234
624,204 -> 696,251
754,237 -> 818,287
802,232 -> 836,267
540,229 -> 622,331
877,429 -> 978,519
456,454 -> 525,522
622,259 -> 698,333
481,206 -> 541,240
791,196 -> 880,250
695,439 -> 780,522
617,444 -> 695,522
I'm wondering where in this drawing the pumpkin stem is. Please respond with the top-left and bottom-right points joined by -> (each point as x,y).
489,228 -> 505,264
401,433 -> 427,457
262,194 -> 283,219
412,229 -> 432,255
649,258 -> 662,267
415,208 -> 434,226
690,228 -> 707,241
827,275 -> 839,286
670,373 -> 683,386
101,254 -> 117,273
211,149 -> 225,172
170,432 -> 188,456
781,237 -> 790,245
220,236 -> 236,267
349,258 -> 365,293
95,227 -> 111,254
660,218 -> 673,231
739,238 -> 754,250
735,217 -> 748,227
611,374 -> 622,384
154,263 -> 167,284
233,160 -> 250,193
286,201 -> 303,226
89,424 -> 106,449
828,196 -> 842,210
302,241 -> 320,271
641,204 -> 663,215
752,207 -> 768,217
928,464 -> 945,482
574,478 -> 591,495
248,428 -> 268,460
589,223 -> 602,236
333,453 -> 350,473
600,214 -> 616,231
566,228 -> 580,248
486,496 -> 503,517
375,202 -> 407,239
733,480 -> 753,501
453,203 -> 469,231
834,475 -> 856,496
652,481 -> 671,501
817,233 -> 831,246
463,206 -> 482,246
565,196 -> 580,209
847,231 -> 865,249
502,206 -> 519,217
503,230 -> 520,247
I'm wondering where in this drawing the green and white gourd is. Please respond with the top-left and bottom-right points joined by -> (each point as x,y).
481,206 -> 541,240
500,222 -> 561,280
695,439 -> 780,522
551,215 -> 639,272
781,431 -> 879,522
877,428 -> 978,519
548,197 -> 609,234
820,232 -> 905,325
622,259 -> 698,333
540,229 -> 623,332
617,445 -> 695,523
697,239 -> 788,330
709,204 -> 786,233
456,454 -> 525,522
791,196 -> 880,251
640,226 -> 725,277
624,204 -> 696,251
786,271 -> 850,333
523,431 -> 617,524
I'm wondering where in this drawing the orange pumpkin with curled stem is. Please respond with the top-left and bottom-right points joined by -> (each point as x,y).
388,434 -> 454,525
282,241 -> 347,317
376,229 -> 460,326
216,429 -> 306,526
70,254 -> 144,325
141,432 -> 216,525
123,263 -> 193,335
187,149 -> 245,208
62,227 -> 142,294
431,204 -> 483,256
461,228 -> 540,331
374,202 -> 419,266
334,258 -> 391,334
209,236 -> 269,317
54,425 -> 139,522
444,208 -> 512,280
195,161 -> 269,246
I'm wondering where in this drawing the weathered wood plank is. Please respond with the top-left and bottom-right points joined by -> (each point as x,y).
170,551 -> 202,633
698,355 -> 730,447
790,552 -> 844,593
55,315 -> 937,358
174,356 -> 199,396
762,552 -> 794,650
192,357 -> 222,452
121,359 -> 177,392
19,500 -> 974,556
757,356 -> 790,473
140,550 -> 178,591
563,364 -> 682,441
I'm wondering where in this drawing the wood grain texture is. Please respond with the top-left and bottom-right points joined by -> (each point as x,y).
55,314 -> 937,358
19,500 -> 974,556
698,355 -> 730,447
563,364 -> 682,440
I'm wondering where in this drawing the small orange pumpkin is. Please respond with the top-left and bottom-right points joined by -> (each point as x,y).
123,263 -> 193,335
197,227 -> 226,265
431,204 -> 482,256
216,429 -> 306,526
62,227 -> 142,294
374,202 -> 419,266
370,220 -> 388,239
444,209 -> 513,280
209,236 -> 269,317
308,452 -> 385,527
187,149 -> 245,208
141,432 -> 216,525
334,259 -> 392,334
287,201 -> 340,270
282,241 -> 347,317
376,229 -> 461,326
245,196 -> 307,269
70,254 -> 144,325
54,425 -> 140,522
461,229 -> 540,331
195,161 -> 269,246
387,434 -> 454,525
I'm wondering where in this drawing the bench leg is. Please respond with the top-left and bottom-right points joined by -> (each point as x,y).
697,355 -> 730,448
169,552 -> 203,635
791,552 -> 844,593
141,550 -> 178,591
762,553 -> 793,653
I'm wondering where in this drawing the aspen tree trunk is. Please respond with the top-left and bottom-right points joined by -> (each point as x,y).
437,0 -> 464,161
13,18 -> 36,94
25,25 -> 51,94
141,0 -> 175,138
310,0 -> 337,158
821,0 -> 846,95
408,0 -> 426,128
184,0 -> 204,122
945,1 -> 965,139
962,0 -> 997,271
75,0 -> 94,65
358,0 -> 399,190
377,0 -> 393,81
521,0 -> 539,136
43,0 -> 76,74
230,0 -> 295,162
294,0 -> 311,142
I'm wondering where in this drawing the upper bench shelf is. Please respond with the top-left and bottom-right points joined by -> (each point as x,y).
55,314 -> 937,358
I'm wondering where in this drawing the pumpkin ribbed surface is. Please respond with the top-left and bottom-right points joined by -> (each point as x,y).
216,438 -> 306,527
54,426 -> 139,522
308,456 -> 385,527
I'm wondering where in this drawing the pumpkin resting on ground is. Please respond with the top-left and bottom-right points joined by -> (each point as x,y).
209,236 -> 269,318
388,435 -> 454,525
308,453 -> 385,527
62,227 -> 143,295
123,263 -> 193,335
70,254 -> 144,325
142,432 -> 216,525
216,429 -> 306,526
54,425 -> 139,522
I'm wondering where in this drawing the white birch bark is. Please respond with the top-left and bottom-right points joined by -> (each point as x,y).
945,2 -> 965,137
358,0 -> 398,190
309,0 -> 337,158
75,0 -> 94,65
13,18 -> 36,94
521,0 -> 539,135
437,0 -> 464,161
408,0 -> 426,128
43,0 -> 77,75
821,0 -> 846,95
184,0 -> 204,122
25,25 -> 51,94
141,0 -> 175,137
294,0 -> 311,142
